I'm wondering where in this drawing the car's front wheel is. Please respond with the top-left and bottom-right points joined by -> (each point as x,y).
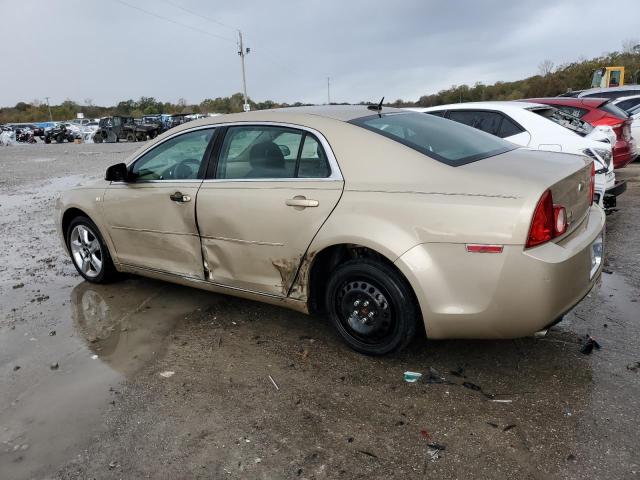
325,259 -> 418,355
67,216 -> 118,283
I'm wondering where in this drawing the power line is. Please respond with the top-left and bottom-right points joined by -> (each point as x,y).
158,0 -> 238,33
114,0 -> 235,44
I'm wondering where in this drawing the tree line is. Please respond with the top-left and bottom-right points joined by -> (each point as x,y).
2,45 -> 639,124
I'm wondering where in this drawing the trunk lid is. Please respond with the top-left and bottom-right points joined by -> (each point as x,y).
549,162 -> 592,237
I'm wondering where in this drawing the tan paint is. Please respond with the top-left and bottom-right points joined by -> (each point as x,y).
55,106 -> 605,340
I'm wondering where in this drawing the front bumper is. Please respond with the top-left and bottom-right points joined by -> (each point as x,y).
395,205 -> 606,339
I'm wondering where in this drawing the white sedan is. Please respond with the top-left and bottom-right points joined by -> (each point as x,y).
407,101 -> 616,209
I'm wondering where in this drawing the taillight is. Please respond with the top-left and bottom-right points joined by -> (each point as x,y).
526,190 -> 569,249
526,190 -> 553,248
553,206 -> 567,236
589,162 -> 595,206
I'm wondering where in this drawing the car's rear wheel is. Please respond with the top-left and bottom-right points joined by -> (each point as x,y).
126,133 -> 136,142
325,259 -> 418,355
67,216 -> 117,283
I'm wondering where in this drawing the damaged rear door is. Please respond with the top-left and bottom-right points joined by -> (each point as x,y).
196,124 -> 343,296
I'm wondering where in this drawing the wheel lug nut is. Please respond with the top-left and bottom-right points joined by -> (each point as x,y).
363,301 -> 369,307
352,310 -> 359,316
368,312 -> 375,318
354,300 -> 360,307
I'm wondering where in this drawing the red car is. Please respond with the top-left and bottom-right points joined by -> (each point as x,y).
523,98 -> 635,168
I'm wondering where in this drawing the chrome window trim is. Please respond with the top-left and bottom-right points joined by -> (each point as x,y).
206,121 -> 343,182
114,121 -> 343,185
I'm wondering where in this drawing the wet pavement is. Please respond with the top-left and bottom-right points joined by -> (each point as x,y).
0,143 -> 639,479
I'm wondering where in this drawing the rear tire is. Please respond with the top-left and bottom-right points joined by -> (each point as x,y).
56,134 -> 64,143
325,259 -> 418,355
126,133 -> 135,142
93,133 -> 103,143
66,216 -> 118,284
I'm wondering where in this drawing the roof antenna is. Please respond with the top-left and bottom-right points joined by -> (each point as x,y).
367,96 -> 385,113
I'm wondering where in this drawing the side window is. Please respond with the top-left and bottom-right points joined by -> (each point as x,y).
448,110 -> 502,136
297,135 -> 330,178
616,98 -> 640,111
426,110 -> 446,117
497,116 -> 524,138
130,128 -> 214,181
216,126 -> 330,179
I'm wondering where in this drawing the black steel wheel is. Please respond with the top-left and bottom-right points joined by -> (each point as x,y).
325,259 -> 418,355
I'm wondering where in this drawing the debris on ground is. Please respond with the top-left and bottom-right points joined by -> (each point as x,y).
427,442 -> 446,451
159,371 -> 175,378
602,268 -> 613,274
449,367 -> 466,378
356,450 -> 378,459
268,375 -> 280,390
49,330 -> 56,336
503,424 -> 516,431
404,371 -> 423,383
490,399 -> 513,403
12,283 -> 24,289
50,362 -> 59,370
580,335 -> 601,355
419,429 -> 431,440
626,362 -> 640,372
13,365 -> 21,371
486,422 -> 499,428
462,381 -> 482,392
108,460 -> 118,469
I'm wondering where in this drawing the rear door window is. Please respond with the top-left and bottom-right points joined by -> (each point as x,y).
497,116 -> 524,138
615,98 -> 640,111
215,126 -> 331,179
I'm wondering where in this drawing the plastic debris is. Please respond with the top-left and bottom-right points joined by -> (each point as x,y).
49,330 -> 56,336
490,399 -> 513,403
462,381 -> 482,392
50,362 -> 59,370
427,442 -> 446,451
580,335 -> 601,355
13,365 -> 20,371
404,371 -> 423,383
268,375 -> 280,390
503,424 -> 516,431
91,354 -> 99,360
159,371 -> 175,378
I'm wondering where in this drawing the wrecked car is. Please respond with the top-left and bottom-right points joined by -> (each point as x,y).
54,106 -> 605,355
44,124 -> 75,143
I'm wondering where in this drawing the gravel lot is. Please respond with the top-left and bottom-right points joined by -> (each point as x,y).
0,142 -> 639,479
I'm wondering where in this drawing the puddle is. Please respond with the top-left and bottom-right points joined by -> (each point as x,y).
0,278 -> 217,479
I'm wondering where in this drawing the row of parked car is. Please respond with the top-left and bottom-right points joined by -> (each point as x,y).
0,113 -> 213,146
406,88 -> 640,212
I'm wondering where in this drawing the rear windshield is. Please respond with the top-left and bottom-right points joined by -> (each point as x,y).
349,112 -> 515,166
599,101 -> 629,119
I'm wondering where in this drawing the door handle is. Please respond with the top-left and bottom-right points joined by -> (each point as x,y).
169,191 -> 191,203
285,197 -> 319,208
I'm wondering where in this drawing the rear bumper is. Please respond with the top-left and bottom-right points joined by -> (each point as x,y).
395,206 -> 606,339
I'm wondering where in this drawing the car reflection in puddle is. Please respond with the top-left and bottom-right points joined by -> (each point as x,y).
72,278 -> 217,375
0,278 -> 216,480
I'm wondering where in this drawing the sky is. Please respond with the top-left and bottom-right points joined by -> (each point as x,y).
0,0 -> 639,107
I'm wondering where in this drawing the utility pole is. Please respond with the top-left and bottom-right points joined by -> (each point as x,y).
327,77 -> 331,105
44,96 -> 53,122
237,31 -> 250,112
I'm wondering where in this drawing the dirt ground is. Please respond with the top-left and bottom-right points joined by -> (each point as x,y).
0,142 -> 639,480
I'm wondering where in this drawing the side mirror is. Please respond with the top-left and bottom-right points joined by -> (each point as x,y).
105,163 -> 128,182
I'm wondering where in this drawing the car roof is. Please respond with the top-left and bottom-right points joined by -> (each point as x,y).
613,94 -> 640,102
578,85 -> 640,96
413,101 -> 552,113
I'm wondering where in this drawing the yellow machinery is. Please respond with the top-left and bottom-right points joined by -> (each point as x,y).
591,66 -> 625,88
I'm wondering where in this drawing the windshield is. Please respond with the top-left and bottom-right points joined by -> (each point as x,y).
349,112 -> 516,166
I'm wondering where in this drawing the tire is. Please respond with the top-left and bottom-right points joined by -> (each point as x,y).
56,134 -> 64,143
325,259 -> 418,355
93,133 -> 103,143
66,216 -> 118,284
126,133 -> 135,142
44,137 -> 51,144
149,130 -> 157,139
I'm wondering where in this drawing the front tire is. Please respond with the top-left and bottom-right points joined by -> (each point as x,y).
325,259 -> 418,355
66,216 -> 118,283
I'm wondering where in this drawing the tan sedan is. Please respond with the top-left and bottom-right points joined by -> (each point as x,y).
55,106 -> 605,355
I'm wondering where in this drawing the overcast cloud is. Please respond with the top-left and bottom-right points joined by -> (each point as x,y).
1,0 -> 639,107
